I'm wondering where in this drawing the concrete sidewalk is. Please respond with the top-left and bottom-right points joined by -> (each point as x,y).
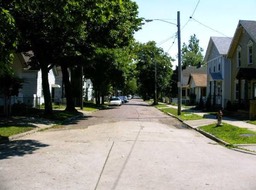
164,104 -> 256,154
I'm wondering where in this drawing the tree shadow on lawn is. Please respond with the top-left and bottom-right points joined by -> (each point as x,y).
0,139 -> 49,160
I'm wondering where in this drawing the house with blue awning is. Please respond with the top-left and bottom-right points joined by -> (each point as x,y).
204,36 -> 232,109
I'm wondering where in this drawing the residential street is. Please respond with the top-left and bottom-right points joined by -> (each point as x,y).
1,99 -> 256,190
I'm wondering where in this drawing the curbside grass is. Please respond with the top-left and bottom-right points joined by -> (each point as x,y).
199,123 -> 256,145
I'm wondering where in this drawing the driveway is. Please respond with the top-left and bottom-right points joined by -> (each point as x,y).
1,99 -> 256,190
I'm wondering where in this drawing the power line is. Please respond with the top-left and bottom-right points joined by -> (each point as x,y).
181,0 -> 200,31
190,17 -> 231,38
167,37 -> 177,54
191,0 -> 200,18
157,32 -> 176,46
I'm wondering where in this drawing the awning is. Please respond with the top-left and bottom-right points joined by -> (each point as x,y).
236,68 -> 256,80
51,84 -> 61,88
210,72 -> 223,81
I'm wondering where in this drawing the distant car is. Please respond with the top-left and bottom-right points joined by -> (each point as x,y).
109,97 -> 122,106
118,96 -> 129,103
127,95 -> 132,100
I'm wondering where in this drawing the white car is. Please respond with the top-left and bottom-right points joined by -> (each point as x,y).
109,97 -> 122,106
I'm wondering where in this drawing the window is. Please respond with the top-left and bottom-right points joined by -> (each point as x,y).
237,46 -> 241,67
248,41 -> 253,65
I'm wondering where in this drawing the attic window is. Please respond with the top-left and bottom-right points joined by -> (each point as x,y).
248,41 -> 253,65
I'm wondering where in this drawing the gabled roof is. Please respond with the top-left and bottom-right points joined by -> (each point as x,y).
204,37 -> 232,62
188,73 -> 207,87
182,66 -> 206,86
18,51 -> 40,71
240,20 -> 256,42
228,20 -> 256,58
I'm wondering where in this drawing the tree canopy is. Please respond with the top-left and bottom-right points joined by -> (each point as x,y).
181,34 -> 204,68
1,0 -> 142,113
0,7 -> 18,76
135,41 -> 173,102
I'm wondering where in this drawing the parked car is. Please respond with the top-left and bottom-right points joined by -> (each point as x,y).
118,96 -> 129,103
127,95 -> 132,100
109,97 -> 122,106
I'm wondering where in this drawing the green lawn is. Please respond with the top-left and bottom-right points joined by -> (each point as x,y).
0,125 -> 35,137
155,104 -> 169,109
199,123 -> 256,144
157,106 -> 203,120
0,103 -> 101,138
248,120 -> 256,125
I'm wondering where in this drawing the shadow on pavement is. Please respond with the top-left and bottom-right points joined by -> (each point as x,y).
123,103 -> 151,107
0,139 -> 49,160
61,115 -> 93,126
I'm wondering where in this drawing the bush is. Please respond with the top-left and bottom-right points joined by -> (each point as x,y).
12,103 -> 28,116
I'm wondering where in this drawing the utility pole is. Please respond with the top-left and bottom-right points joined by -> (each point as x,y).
154,60 -> 158,105
144,11 -> 181,112
80,65 -> 84,110
177,11 -> 182,115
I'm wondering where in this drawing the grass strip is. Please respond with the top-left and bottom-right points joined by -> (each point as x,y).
0,125 -> 35,137
199,123 -> 256,144
158,107 -> 203,120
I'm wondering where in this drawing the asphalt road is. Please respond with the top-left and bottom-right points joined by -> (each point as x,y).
1,99 -> 256,190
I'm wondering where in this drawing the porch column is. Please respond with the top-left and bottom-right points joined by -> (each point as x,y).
213,81 -> 216,106
238,79 -> 241,105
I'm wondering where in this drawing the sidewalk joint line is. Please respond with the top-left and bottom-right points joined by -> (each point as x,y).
94,141 -> 115,190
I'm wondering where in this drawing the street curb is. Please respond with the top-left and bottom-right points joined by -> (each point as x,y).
166,112 -> 256,156
0,111 -> 85,143
8,124 -> 55,141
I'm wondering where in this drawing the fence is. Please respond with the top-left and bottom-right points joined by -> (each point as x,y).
0,96 -> 67,116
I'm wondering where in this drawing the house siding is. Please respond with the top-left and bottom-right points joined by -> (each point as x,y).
1,53 -> 64,107
223,58 -> 231,106
205,37 -> 232,109
230,29 -> 256,103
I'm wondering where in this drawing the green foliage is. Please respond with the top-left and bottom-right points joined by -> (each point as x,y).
170,66 -> 178,97
155,104 -> 203,120
0,74 -> 23,97
181,34 -> 204,68
0,7 -> 18,76
135,41 -> 173,100
200,123 -> 256,144
1,0 -> 142,111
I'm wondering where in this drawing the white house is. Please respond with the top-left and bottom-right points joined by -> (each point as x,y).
4,52 -> 62,107
83,78 -> 94,102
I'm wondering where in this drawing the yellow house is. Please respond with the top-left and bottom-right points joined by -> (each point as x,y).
227,20 -> 256,110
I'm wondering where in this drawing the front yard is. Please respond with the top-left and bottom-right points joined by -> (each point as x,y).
199,123 -> 256,145
155,104 -> 203,121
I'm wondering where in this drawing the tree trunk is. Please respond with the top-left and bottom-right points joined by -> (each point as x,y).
41,64 -> 52,115
95,90 -> 100,105
101,94 -> 104,105
61,64 -> 76,112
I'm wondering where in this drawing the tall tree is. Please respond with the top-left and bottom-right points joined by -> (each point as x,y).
2,0 -> 142,113
0,7 -> 18,76
170,66 -> 178,98
181,34 -> 204,68
135,41 -> 173,102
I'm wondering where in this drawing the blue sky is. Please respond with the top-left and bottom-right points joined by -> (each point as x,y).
134,0 -> 256,66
